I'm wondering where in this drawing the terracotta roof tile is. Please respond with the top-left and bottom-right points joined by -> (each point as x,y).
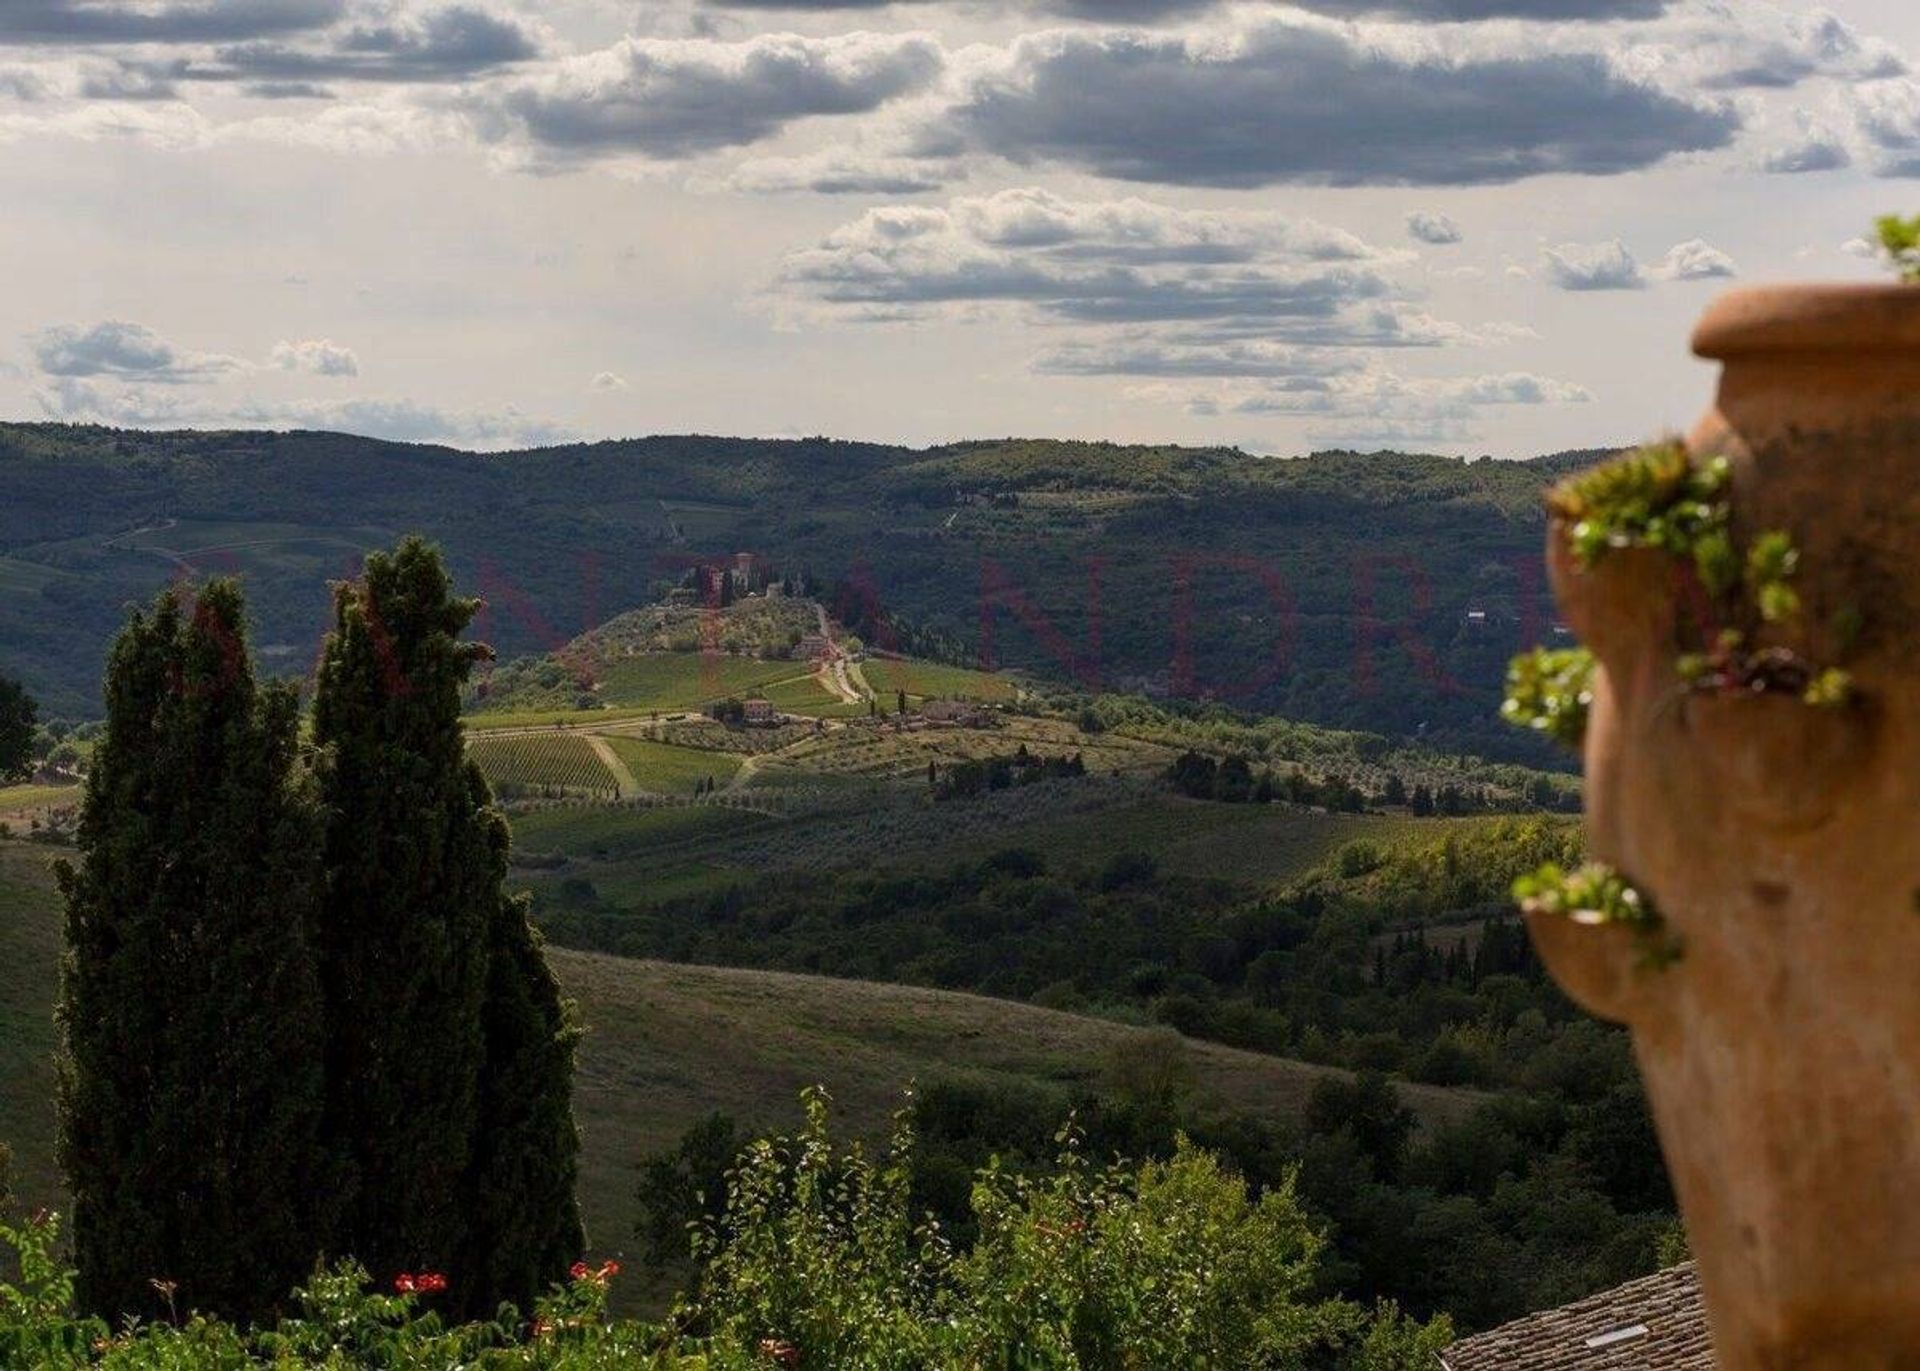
1441,1264 -> 1713,1370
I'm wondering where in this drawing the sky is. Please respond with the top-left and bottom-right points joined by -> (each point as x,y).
3,0 -> 1920,458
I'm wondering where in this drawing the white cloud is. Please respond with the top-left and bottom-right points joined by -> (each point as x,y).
1543,240 -> 1646,291
591,370 -> 627,390
271,337 -> 359,375
1653,238 -> 1736,281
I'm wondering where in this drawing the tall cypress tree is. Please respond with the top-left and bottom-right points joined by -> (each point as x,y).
313,537 -> 582,1316
56,582 -> 329,1325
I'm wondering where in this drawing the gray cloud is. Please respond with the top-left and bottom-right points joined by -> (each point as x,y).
1692,10 -> 1904,91
1406,211 -> 1463,245
206,7 -> 540,85
465,31 -> 943,163
0,0 -> 343,45
78,59 -> 187,100
1759,135 -> 1849,174
705,0 -> 1671,18
1036,338 -> 1365,379
942,21 -> 1738,188
1543,240 -> 1646,291
780,192 -> 1395,331
34,320 -> 243,382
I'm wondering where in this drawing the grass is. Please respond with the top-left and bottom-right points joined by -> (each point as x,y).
468,735 -> 619,797
0,783 -> 80,817
863,658 -> 1016,704
510,805 -> 754,862
592,655 -> 806,712
600,738 -> 743,796
0,841 -> 1483,1314
758,673 -> 868,720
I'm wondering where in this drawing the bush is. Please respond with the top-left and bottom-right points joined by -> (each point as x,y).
2,1090 -> 1452,1367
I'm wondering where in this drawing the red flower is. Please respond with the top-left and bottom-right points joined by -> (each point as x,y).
418,1272 -> 448,1294
598,1260 -> 620,1280
393,1273 -> 417,1294
569,1261 -> 591,1281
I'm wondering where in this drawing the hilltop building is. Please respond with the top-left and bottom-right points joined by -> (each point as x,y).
742,697 -> 777,727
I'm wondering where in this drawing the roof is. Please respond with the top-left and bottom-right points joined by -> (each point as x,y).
1441,1265 -> 1712,1371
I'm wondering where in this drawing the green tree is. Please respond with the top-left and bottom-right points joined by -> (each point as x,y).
55,582 -> 329,1325
312,538 -> 582,1319
0,673 -> 35,783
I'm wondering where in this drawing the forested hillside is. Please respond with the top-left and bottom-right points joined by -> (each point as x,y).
0,424 -> 1611,760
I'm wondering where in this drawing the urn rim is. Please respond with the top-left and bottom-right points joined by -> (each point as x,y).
1693,283 -> 1920,360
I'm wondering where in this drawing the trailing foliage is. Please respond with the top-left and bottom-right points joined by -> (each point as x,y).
1531,441 -> 1854,712
1875,213 -> 1920,282
1513,862 -> 1657,931
54,582 -> 330,1327
1500,649 -> 1597,750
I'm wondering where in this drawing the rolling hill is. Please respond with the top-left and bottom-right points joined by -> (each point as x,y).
0,423 -> 1609,762
0,839 -> 1481,1290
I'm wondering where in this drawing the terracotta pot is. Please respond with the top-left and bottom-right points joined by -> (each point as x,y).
1536,284 -> 1920,1368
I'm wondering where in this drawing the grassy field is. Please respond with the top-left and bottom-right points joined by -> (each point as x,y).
0,840 -> 1480,1310
758,673 -> 869,719
0,783 -> 80,818
863,657 -> 1016,704
600,737 -> 743,795
592,655 -> 806,712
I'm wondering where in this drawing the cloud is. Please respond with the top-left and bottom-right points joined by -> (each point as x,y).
1406,211 -> 1462,245
722,150 -> 953,195
590,370 -> 627,390
1653,238 -> 1735,281
1543,240 -> 1645,291
271,337 -> 358,375
938,18 -> 1738,188
0,0 -> 344,45
35,377 -> 569,450
33,320 -> 243,382
1035,338 -> 1367,379
1840,79 -> 1920,177
79,59 -> 187,101
1757,108 -> 1852,173
778,190 -> 1395,331
462,30 -> 944,164
1172,365 -> 1591,445
206,6 -> 543,85
1683,9 -> 1905,91
703,0 -> 1673,18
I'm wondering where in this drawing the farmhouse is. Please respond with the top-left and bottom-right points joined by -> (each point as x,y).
922,699 -> 994,728
742,697 -> 778,726
795,633 -> 832,661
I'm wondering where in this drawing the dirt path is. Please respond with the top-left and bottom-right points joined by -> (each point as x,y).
584,734 -> 641,799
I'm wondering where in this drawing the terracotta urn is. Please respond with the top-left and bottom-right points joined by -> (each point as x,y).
1532,285 -> 1920,1368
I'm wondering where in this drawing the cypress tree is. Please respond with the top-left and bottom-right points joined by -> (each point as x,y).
56,582 -> 329,1325
313,537 -> 582,1316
